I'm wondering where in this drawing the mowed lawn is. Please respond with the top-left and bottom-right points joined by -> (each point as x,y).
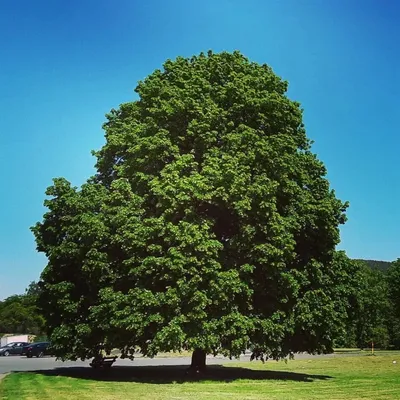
1,354 -> 400,400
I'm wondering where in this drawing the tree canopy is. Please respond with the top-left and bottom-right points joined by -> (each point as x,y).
32,51 -> 351,365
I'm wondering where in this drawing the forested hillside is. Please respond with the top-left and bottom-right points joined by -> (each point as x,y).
355,259 -> 392,272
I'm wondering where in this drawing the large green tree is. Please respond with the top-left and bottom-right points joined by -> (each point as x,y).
32,51 -> 350,369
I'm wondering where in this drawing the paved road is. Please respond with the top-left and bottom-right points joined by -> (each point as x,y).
0,352 -> 348,375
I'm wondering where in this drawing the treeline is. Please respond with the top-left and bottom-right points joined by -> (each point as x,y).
0,281 -> 45,336
354,259 -> 392,273
336,258 -> 400,349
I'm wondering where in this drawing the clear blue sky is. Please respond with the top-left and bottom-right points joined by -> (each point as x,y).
1,0 -> 399,299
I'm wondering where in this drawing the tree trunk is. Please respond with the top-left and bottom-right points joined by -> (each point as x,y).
190,348 -> 206,372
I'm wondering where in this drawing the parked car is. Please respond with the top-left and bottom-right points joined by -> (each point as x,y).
24,342 -> 52,358
0,342 -> 29,356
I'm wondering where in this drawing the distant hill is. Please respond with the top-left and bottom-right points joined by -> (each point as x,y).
354,259 -> 392,272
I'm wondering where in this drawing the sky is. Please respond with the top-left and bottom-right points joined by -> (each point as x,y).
0,0 -> 399,299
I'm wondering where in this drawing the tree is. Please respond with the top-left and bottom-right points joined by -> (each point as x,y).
387,259 -> 400,348
0,288 -> 45,335
388,260 -> 400,317
335,261 -> 391,349
32,51 -> 350,369
353,265 -> 390,349
331,258 -> 364,349
25,281 -> 43,298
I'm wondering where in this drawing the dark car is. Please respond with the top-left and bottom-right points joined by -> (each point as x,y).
0,342 -> 29,356
25,342 -> 52,358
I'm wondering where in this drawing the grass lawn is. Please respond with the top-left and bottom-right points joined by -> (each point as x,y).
1,354 -> 400,400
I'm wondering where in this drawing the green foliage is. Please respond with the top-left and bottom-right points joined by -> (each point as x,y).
357,267 -> 391,348
32,51 -> 350,361
387,260 -> 400,348
354,259 -> 392,273
335,262 -> 392,349
0,283 -> 45,335
388,259 -> 400,318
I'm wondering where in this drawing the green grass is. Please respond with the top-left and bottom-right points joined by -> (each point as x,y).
1,354 -> 400,400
